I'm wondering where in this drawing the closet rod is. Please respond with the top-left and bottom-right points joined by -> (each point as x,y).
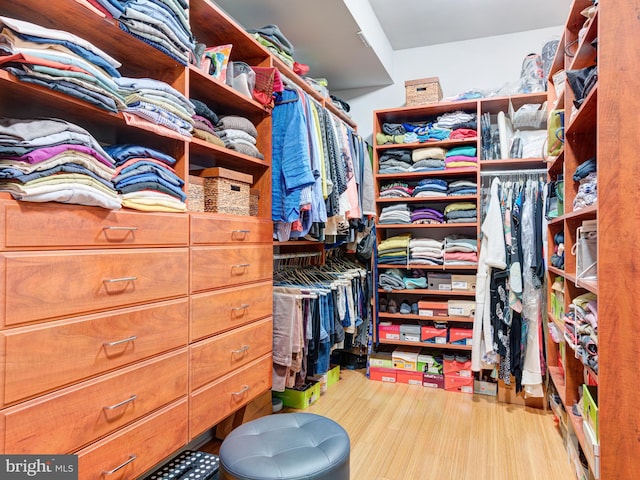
273,252 -> 323,260
480,168 -> 547,176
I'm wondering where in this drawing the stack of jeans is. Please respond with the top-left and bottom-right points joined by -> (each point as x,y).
0,16 -> 125,112
106,144 -> 186,212
0,117 -> 121,209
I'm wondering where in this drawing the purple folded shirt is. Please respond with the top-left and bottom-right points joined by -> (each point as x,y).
4,144 -> 114,168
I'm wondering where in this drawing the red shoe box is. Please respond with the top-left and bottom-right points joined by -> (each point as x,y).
378,322 -> 400,341
449,328 -> 473,346
423,373 -> 445,389
396,370 -> 423,386
443,358 -> 473,378
444,375 -> 474,394
421,325 -> 447,344
369,367 -> 396,383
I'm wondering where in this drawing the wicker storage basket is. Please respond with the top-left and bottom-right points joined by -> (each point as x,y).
405,77 -> 443,106
187,175 -> 205,212
249,188 -> 260,216
194,167 -> 253,216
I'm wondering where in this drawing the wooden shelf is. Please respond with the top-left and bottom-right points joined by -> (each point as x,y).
273,240 -> 323,247
376,168 -> 478,179
566,84 -> 597,136
567,407 -> 593,473
479,158 -> 547,170
548,311 -> 565,332
564,203 -> 598,221
378,338 -> 472,351
378,313 -> 473,323
376,195 -> 478,203
375,138 -> 477,150
546,150 -> 564,176
378,289 -> 475,297
576,278 -> 598,295
548,366 -> 566,405
548,266 -> 565,277
189,137 -> 269,173
374,99 -> 479,124
568,8 -> 599,71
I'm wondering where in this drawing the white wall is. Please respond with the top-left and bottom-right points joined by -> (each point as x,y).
335,26 -> 562,142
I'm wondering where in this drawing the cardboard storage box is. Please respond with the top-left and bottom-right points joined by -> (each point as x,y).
427,272 -> 452,291
417,352 -> 443,374
392,346 -> 421,370
451,274 -> 476,291
421,325 -> 447,344
272,381 -> 320,410
369,351 -> 393,369
418,300 -> 449,317
474,379 -> 498,396
443,357 -> 472,378
369,367 -> 396,383
449,327 -> 473,346
423,373 -> 445,389
405,77 -> 443,106
379,322 -> 400,341
397,370 -> 423,386
400,324 -> 421,342
444,375 -> 474,394
447,299 -> 476,317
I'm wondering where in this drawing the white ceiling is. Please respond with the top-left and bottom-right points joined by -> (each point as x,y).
212,0 -> 571,91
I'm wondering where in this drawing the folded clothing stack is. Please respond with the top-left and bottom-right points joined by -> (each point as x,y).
116,76 -> 195,139
190,99 -> 224,147
410,207 -> 444,225
0,16 -> 125,112
378,148 -> 412,174
378,233 -> 411,265
573,157 -> 597,210
444,234 -> 478,265
409,237 -> 444,266
380,181 -> 412,198
551,231 -> 565,269
572,293 -> 598,373
93,0 -> 195,65
215,115 -> 263,160
107,144 -> 186,212
435,111 -> 477,130
248,24 -> 295,68
403,269 -> 428,289
447,179 -> 477,196
444,202 -> 477,224
412,178 -> 447,198
403,122 -> 450,142
445,146 -> 478,169
379,203 -> 411,224
0,117 -> 121,209
411,147 -> 445,172
378,268 -> 405,291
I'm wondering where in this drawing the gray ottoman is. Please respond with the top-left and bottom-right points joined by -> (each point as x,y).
219,413 -> 350,480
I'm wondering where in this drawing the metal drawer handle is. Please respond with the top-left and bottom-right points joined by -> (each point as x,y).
232,229 -> 251,236
232,263 -> 250,268
103,335 -> 137,347
232,345 -> 250,354
103,394 -> 137,411
232,385 -> 250,396
103,455 -> 136,475
103,276 -> 137,283
231,304 -> 250,311
103,226 -> 138,231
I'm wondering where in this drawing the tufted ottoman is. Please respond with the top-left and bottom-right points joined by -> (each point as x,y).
219,412 -> 350,480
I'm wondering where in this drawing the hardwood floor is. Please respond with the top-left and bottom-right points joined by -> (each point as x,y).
293,368 -> 574,480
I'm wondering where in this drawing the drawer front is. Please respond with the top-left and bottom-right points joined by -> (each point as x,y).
2,201 -> 188,248
1,349 -> 188,454
191,245 -> 272,292
190,214 -> 272,244
76,399 -> 188,480
190,281 -> 272,340
189,354 -> 271,438
190,318 -> 272,390
2,248 -> 189,326
2,299 -> 188,406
